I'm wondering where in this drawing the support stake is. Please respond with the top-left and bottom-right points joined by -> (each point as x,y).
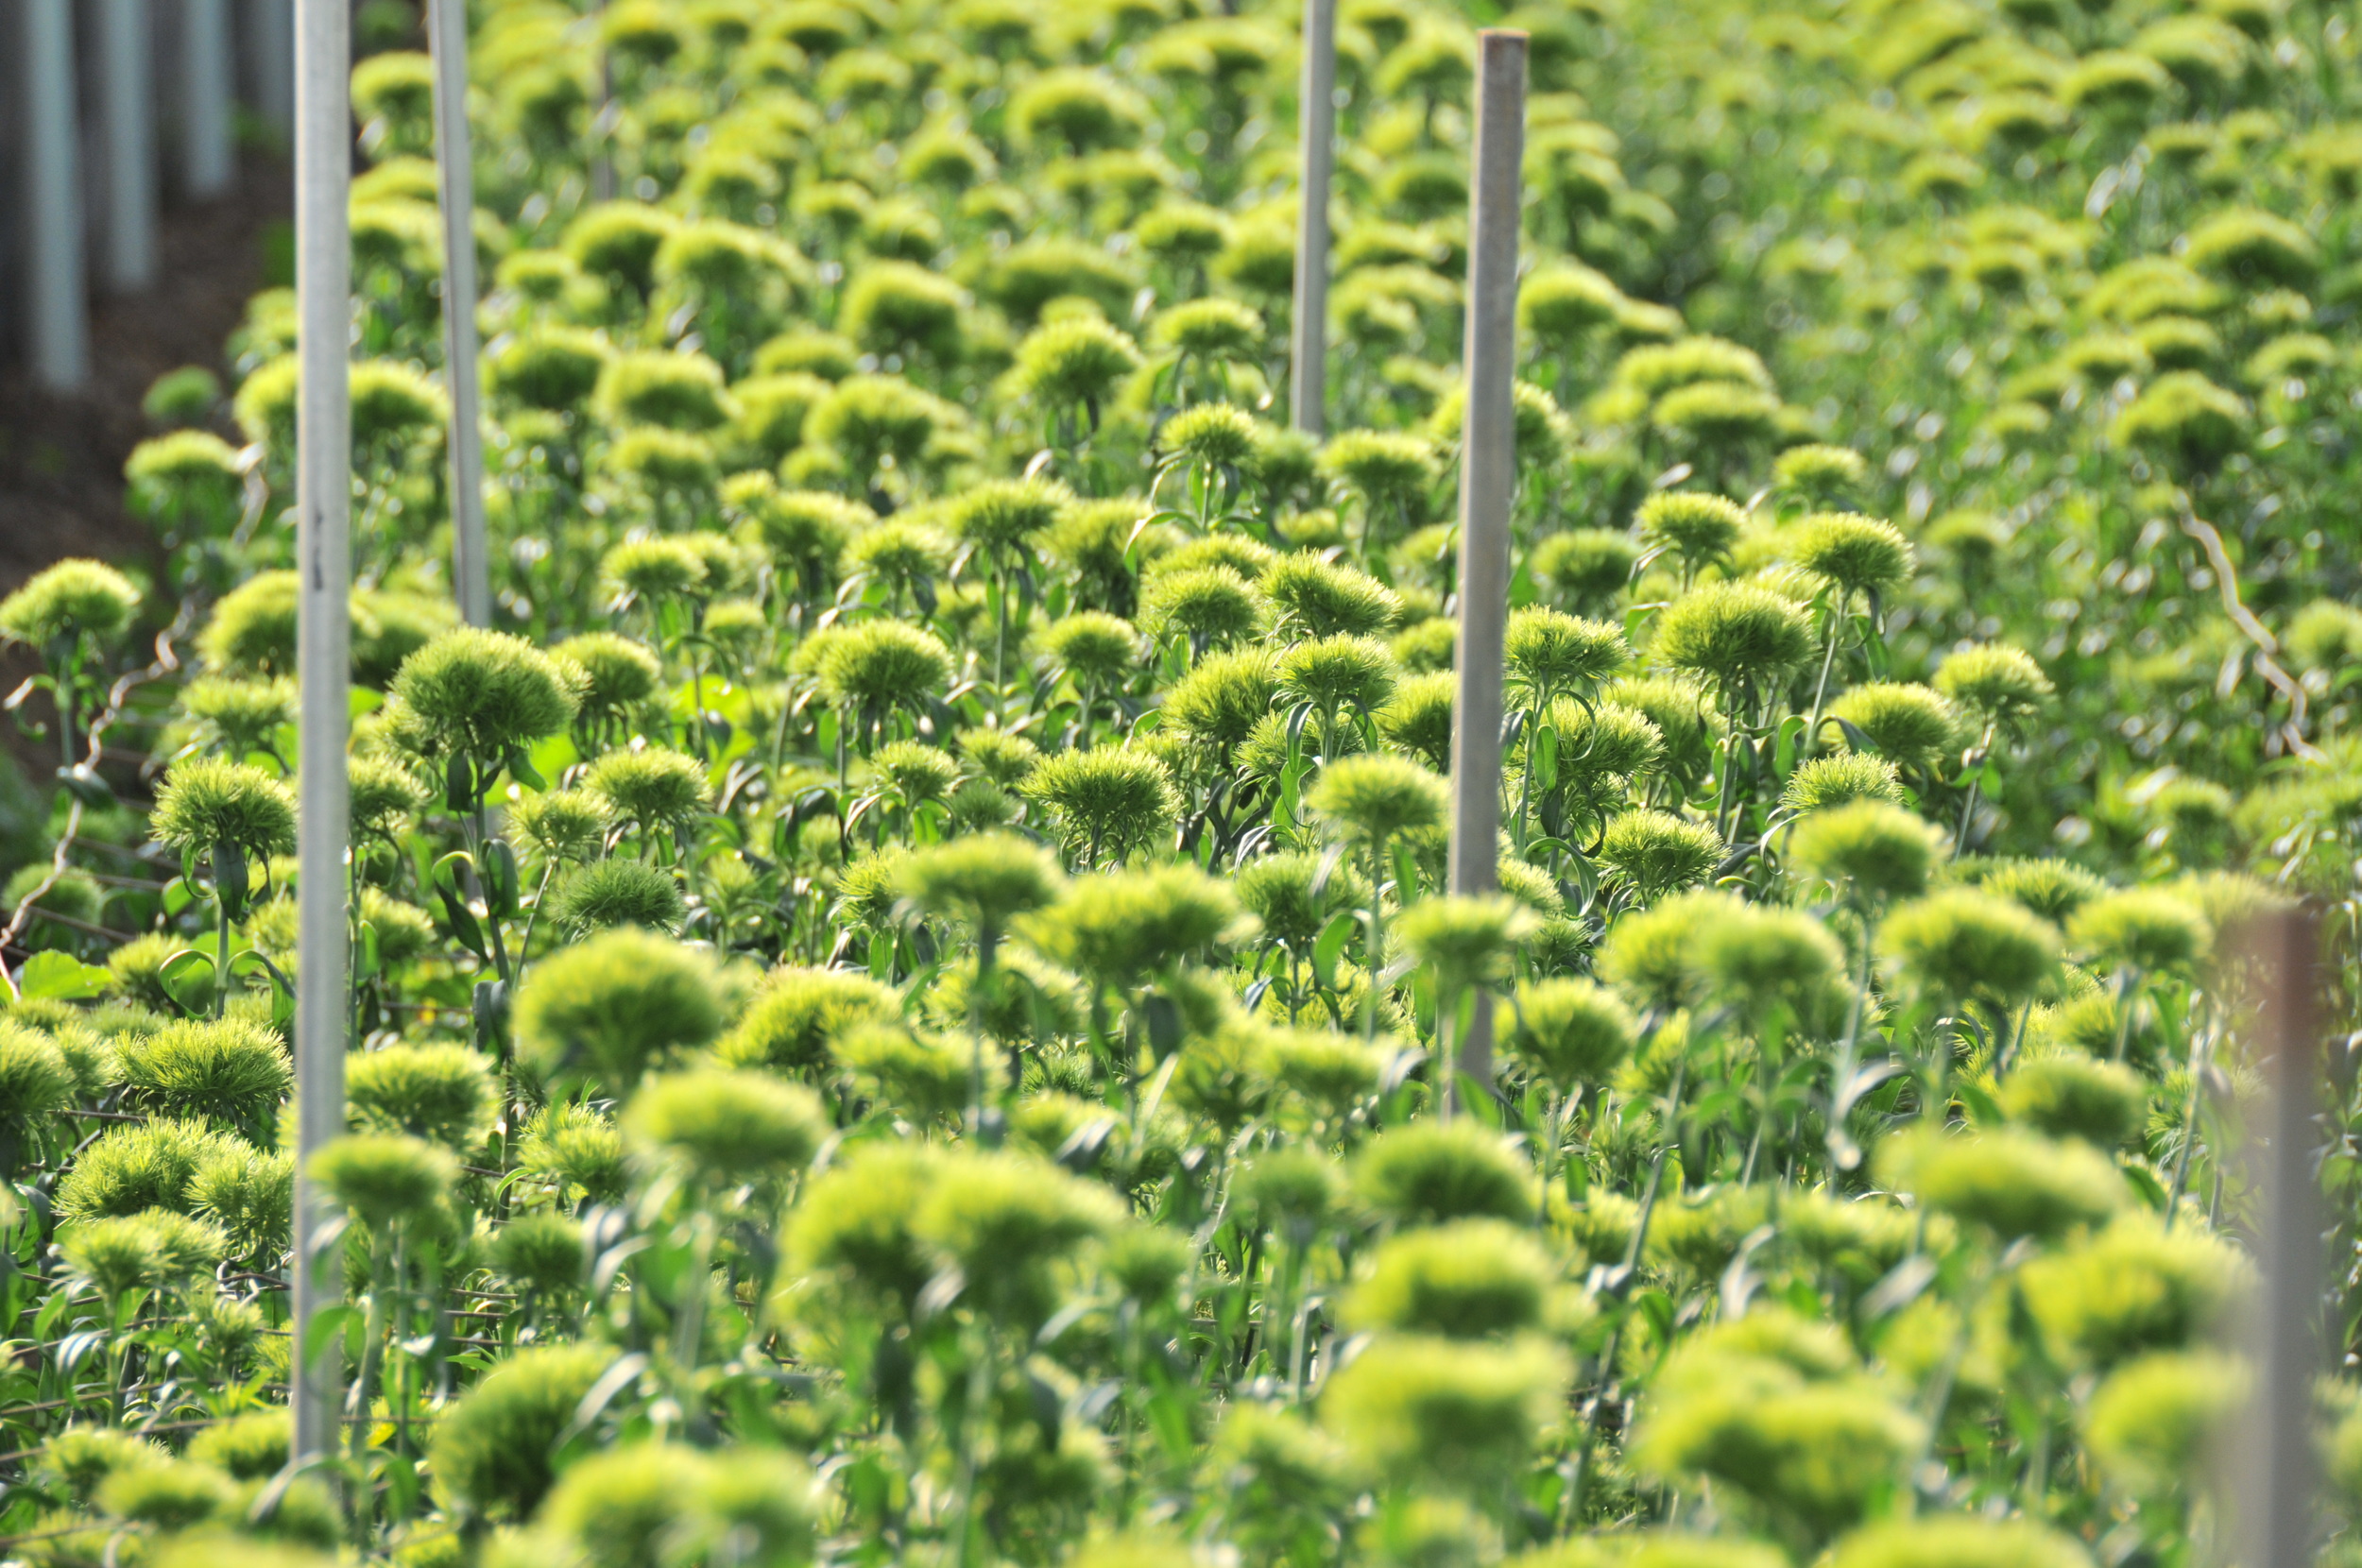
429,0 -> 491,626
1289,0 -> 1337,437
99,0 -> 159,289
289,0 -> 352,1467
1443,29 -> 1527,1103
183,0 -> 236,197
25,0 -> 90,389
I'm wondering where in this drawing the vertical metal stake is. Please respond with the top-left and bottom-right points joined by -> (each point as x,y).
289,0 -> 351,1468
2241,906 -> 2321,1568
100,0 -> 159,289
1289,0 -> 1337,437
248,0 -> 294,133
25,0 -> 90,389
429,0 -> 490,626
1444,29 -> 1527,1101
183,0 -> 236,197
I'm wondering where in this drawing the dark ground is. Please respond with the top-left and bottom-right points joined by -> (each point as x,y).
0,153 -> 290,848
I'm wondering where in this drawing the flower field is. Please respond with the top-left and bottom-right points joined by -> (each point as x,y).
4,0 -> 2362,1565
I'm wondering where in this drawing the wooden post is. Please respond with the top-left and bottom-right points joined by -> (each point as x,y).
1289,0 -> 1336,437
2239,906 -> 2322,1568
182,0 -> 236,197
1443,29 -> 1526,1099
99,0 -> 159,289
289,0 -> 351,1467
25,0 -> 90,388
428,0 -> 491,626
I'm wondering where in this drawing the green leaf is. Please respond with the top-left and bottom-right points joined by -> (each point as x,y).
158,949 -> 216,1017
16,949 -> 111,1001
1311,910 -> 1358,993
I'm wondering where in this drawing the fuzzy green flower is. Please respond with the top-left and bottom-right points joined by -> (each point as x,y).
1022,746 -> 1178,867
626,1067 -> 826,1184
1789,799 -> 1945,902
310,1132 -> 454,1229
0,560 -> 142,649
1653,581 -> 1814,690
1599,809 -> 1722,901
151,757 -> 297,861
515,929 -> 724,1091
1880,889 -> 2058,1004
548,857 -> 686,938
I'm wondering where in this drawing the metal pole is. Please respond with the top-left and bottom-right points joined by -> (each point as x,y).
182,0 -> 235,197
1288,0 -> 1336,436
248,0 -> 293,133
25,0 -> 90,388
289,0 -> 351,1468
428,0 -> 490,626
99,0 -> 159,289
1443,29 -> 1526,1100
2239,906 -> 2321,1568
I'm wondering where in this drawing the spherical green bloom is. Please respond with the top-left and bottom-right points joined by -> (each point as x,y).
2112,369 -> 2250,472
839,260 -> 968,358
112,1017 -> 288,1130
902,120 -> 996,188
953,726 -> 1041,789
1653,581 -> 1814,688
1023,862 -> 1240,985
1319,428 -> 1440,513
983,235 -> 1142,322
431,1343 -> 612,1519
490,1210 -> 584,1297
1781,753 -> 1905,814
592,350 -> 732,433
718,965 -> 895,1076
1006,315 -> 1143,407
1355,1120 -> 1533,1226
901,830 -> 1065,934
547,857 -> 687,939
1518,259 -> 1624,345
548,634 -> 659,734
599,537 -> 706,605
187,1142 -> 291,1256
186,1409 -> 288,1482
57,1116 -> 237,1220
679,1446 -> 817,1568
37,1425 -> 167,1508
917,1147 -> 1124,1321
488,327 -> 608,412
150,757 -> 297,861
1692,902 -> 1843,1020
516,929 -> 722,1092
1143,565 -> 1266,649
1506,978 -> 1637,1092
125,428 -> 243,515
1932,641 -> 2053,728
1596,889 -> 1743,1011
1376,672 -> 1455,772
1881,1126 -> 2122,1240
142,364 -> 222,427
1529,531 -> 1638,615
0,1020 -> 76,1134
814,620 -> 952,711
2181,204 -> 2318,287
1635,492 -> 1746,569
1157,648 -> 1277,758
506,788 -> 611,867
1164,401 -> 1259,469
1638,1377 -> 1923,1542
1827,681 -> 1961,775
1794,512 -> 1914,600
179,675 -> 296,759
2003,1053 -> 2146,1148
346,1041 -> 495,1150
389,627 -> 579,767
789,1140 -> 942,1305
1881,888 -> 2058,1003
58,1214 -> 167,1302
0,559 -> 141,649
1279,633 -> 1399,711
840,1021 -> 987,1124
1768,444 -> 1868,510
1022,746 -> 1179,865
1346,1219 -> 1559,1340
2068,887 -> 2209,975
1599,809 -> 1722,901
1505,605 -> 1629,699
233,354 -> 301,452
1548,698 -> 1666,787
517,1102 -> 625,1205
1151,298 -> 1260,364
1320,1331 -> 1567,1493
1008,65 -> 1145,154
540,1442 -> 707,1568
1040,610 -> 1142,688
727,371 -> 830,462
310,1132 -> 454,1228
868,740 -> 957,807
1208,217 -> 1297,297
806,373 -> 954,474
96,1454 -> 233,1531
584,746 -> 711,838
347,359 -> 451,452
1234,851 -> 1364,951
625,1066 -> 826,1183
2084,1351 -> 2248,1494
1309,753 -> 1447,845
1789,798 -> 1945,902
1979,857 -> 2105,925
